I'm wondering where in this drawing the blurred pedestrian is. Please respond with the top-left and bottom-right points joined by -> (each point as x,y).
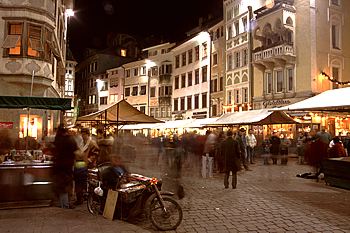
343,132 -> 350,156
215,131 -> 225,173
269,131 -> 281,165
280,134 -> 291,165
202,130 -> 217,178
328,136 -> 347,158
53,125 -> 78,209
222,130 -> 241,189
246,129 -> 257,164
296,132 -> 306,165
235,128 -> 251,171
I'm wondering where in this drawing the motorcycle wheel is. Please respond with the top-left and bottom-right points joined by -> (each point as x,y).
149,196 -> 183,231
87,192 -> 103,215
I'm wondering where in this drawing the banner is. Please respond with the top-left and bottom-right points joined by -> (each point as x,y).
0,122 -> 13,129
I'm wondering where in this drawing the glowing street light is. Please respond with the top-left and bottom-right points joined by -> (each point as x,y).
65,9 -> 75,18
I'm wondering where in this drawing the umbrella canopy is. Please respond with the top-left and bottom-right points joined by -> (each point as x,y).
207,109 -> 296,126
274,87 -> 350,112
77,99 -> 162,124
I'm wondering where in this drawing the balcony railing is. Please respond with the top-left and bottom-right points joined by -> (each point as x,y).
253,44 -> 295,62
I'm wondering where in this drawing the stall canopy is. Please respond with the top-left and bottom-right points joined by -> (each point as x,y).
77,99 -> 162,124
274,87 -> 350,112
0,96 -> 72,110
152,119 -> 194,129
207,109 -> 296,126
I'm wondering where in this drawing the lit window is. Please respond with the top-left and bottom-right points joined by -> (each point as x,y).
121,49 -> 127,57
3,23 -> 22,55
27,24 -> 43,57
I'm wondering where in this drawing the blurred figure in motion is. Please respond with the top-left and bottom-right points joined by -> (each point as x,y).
53,125 -> 78,209
222,130 -> 241,189
202,130 -> 217,178
0,129 -> 14,162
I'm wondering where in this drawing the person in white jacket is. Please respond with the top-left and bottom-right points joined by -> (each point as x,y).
246,129 -> 257,164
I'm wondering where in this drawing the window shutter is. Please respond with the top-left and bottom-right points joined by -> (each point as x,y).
2,35 -> 20,48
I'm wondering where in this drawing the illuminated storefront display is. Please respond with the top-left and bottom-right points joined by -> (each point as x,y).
19,114 -> 42,139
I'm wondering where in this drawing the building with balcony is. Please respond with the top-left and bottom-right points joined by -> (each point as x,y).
0,0 -> 73,139
252,0 -> 350,109
172,32 -> 211,120
224,0 -> 266,113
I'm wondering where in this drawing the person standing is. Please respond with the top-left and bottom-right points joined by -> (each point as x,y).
235,128 -> 251,171
53,125 -> 78,209
269,131 -> 281,165
328,136 -> 347,158
343,132 -> 350,156
280,134 -> 291,165
202,130 -> 217,178
246,129 -> 257,164
222,130 -> 241,189
296,132 -> 306,165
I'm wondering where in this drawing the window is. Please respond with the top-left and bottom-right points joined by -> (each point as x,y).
180,98 -> 185,111
287,68 -> 294,91
331,0 -> 340,6
202,93 -> 207,108
228,26 -> 232,39
141,66 -> 146,75
213,53 -> 218,66
194,95 -> 199,109
188,49 -> 193,64
332,66 -> 340,89
234,21 -> 239,36
195,69 -> 200,84
195,45 -> 199,61
132,86 -> 138,96
242,88 -> 248,103
4,23 -> 23,55
202,42 -> 207,59
150,87 -> 156,97
181,74 -> 186,88
133,68 -> 138,76
213,79 -> 218,92
234,89 -> 240,104
227,54 -> 233,70
219,77 -> 224,91
174,76 -> 179,89
233,5 -> 239,17
187,72 -> 193,86
121,49 -> 127,57
242,17 -> 248,32
165,86 -> 172,95
126,69 -> 131,77
202,66 -> 207,83
160,107 -> 166,118
266,72 -> 272,94
227,8 -> 233,21
27,24 -> 43,57
182,52 -> 186,66
151,66 -> 158,76
125,87 -> 130,97
100,97 -> 108,105
174,98 -> 178,111
234,52 -> 240,68
187,96 -> 192,110
242,49 -> 248,66
150,108 -> 155,117
332,24 -> 340,49
92,95 -> 96,104
276,70 -> 283,93
140,85 -> 146,95
140,106 -> 146,113
175,55 -> 180,68
227,91 -> 232,104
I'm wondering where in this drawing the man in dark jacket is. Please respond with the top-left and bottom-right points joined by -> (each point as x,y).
222,130 -> 241,189
235,128 -> 251,171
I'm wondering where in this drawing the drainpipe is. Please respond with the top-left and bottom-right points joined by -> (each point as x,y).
248,6 -> 254,110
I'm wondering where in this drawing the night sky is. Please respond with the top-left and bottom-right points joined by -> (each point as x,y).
68,0 -> 222,61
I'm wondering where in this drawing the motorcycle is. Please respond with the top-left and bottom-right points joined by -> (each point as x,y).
86,163 -> 183,231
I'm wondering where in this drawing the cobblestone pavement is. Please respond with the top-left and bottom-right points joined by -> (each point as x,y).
127,145 -> 350,233
1,144 -> 349,233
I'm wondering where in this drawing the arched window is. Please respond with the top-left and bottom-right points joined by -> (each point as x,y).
227,75 -> 232,86
286,17 -> 293,26
330,15 -> 342,50
234,76 -> 240,84
242,74 -> 248,82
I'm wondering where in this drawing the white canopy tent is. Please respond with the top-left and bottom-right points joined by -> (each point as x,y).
206,109 -> 295,126
182,117 -> 219,128
274,87 -> 350,112
152,119 -> 195,130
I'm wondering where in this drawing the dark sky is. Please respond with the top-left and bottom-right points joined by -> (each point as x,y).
68,0 -> 222,61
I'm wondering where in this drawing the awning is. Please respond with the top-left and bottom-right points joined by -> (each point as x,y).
0,96 -> 72,110
207,109 -> 296,126
119,123 -> 163,130
274,87 -> 350,112
182,117 -> 219,128
77,99 -> 162,124
152,119 -> 195,129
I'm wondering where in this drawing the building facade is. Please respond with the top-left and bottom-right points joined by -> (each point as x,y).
64,49 -> 77,126
0,0 -> 73,139
172,32 -> 211,120
252,0 -> 350,110
106,66 -> 125,105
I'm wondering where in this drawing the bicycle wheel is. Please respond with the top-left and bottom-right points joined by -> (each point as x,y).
87,192 -> 103,215
149,196 -> 183,231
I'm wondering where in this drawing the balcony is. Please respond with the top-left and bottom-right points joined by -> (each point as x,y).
159,74 -> 171,84
253,44 -> 295,69
158,96 -> 171,105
